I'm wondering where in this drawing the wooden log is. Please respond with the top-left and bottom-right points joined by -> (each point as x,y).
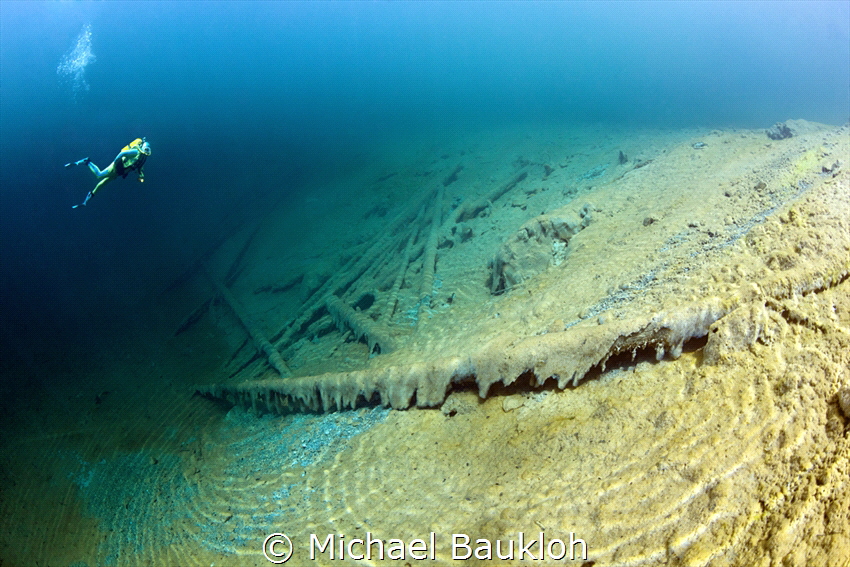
452,168 -> 529,224
273,186 -> 437,350
224,223 -> 263,287
169,219 -> 266,337
205,267 -> 291,376
343,223 -> 414,303
379,205 -> 426,324
173,298 -> 212,336
326,296 -> 397,354
418,185 -> 444,321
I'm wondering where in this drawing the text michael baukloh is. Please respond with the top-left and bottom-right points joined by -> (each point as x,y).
308,531 -> 588,561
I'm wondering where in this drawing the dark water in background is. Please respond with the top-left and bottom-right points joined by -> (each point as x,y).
1,0 -> 848,369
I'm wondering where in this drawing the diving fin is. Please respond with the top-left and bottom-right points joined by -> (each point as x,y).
72,191 -> 93,209
65,157 -> 90,168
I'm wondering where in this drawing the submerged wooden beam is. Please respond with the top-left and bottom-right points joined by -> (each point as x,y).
452,168 -> 529,224
379,206 -> 425,324
420,186 -> 443,300
273,186 -> 437,350
326,296 -> 397,354
418,185 -> 444,322
205,268 -> 291,377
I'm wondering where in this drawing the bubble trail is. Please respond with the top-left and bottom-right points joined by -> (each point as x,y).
57,24 -> 96,100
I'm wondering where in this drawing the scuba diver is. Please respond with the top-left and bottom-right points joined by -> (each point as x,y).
66,138 -> 151,208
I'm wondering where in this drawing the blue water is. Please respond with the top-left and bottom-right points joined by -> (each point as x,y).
1,0 -> 848,366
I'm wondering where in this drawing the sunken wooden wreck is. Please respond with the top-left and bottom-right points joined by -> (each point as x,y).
182,123 -> 849,412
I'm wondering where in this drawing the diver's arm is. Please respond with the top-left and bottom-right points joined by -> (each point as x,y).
138,166 -> 145,182
114,148 -> 140,162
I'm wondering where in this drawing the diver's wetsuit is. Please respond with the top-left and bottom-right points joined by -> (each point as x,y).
115,152 -> 146,178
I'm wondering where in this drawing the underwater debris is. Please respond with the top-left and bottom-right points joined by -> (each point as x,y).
453,169 -> 529,222
271,185 -> 436,350
577,164 -> 607,181
766,118 -> 831,141
326,296 -> 397,355
418,186 -> 445,316
254,273 -> 303,295
375,172 -> 398,184
766,122 -> 793,140
378,207 -> 424,325
206,267 -> 292,376
200,242 -> 849,412
490,207 -> 590,294
195,126 -> 849,415
198,170 -> 849,412
173,298 -> 212,336
443,164 -> 464,187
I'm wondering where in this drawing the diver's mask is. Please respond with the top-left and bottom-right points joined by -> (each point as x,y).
141,138 -> 152,156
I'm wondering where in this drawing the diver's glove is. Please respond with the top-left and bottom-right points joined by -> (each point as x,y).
72,191 -> 93,209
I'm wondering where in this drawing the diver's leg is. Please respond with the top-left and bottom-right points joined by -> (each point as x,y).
73,167 -> 113,208
73,166 -> 116,208
88,161 -> 110,179
91,176 -> 111,196
73,176 -> 109,208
